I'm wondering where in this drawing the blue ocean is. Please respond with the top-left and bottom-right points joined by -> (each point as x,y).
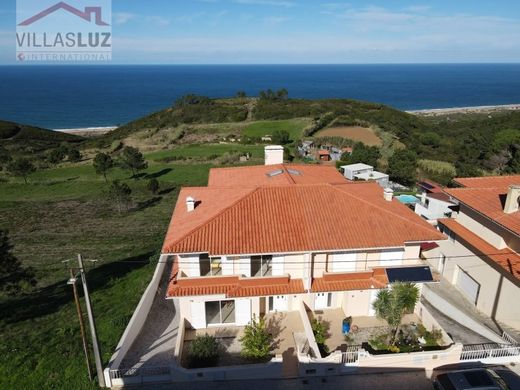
1,64 -> 520,129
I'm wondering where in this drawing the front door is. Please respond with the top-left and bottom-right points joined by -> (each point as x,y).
268,295 -> 288,312
315,292 -> 331,310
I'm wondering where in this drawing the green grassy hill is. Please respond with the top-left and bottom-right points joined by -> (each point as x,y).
0,120 -> 83,158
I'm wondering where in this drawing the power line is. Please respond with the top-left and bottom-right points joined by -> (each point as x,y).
29,250 -> 519,270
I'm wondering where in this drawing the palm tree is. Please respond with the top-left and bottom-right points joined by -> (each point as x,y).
372,282 -> 419,345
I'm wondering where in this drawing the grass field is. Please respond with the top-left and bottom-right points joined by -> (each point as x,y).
145,143 -> 265,162
316,126 -> 383,146
242,118 -> 310,140
0,158 -> 212,388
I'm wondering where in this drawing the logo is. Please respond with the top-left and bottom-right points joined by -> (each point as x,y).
16,0 -> 112,62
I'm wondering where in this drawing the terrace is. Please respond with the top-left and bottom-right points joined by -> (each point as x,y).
307,308 -> 424,354
179,311 -> 304,376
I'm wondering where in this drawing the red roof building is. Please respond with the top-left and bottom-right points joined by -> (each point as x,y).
161,153 -> 445,330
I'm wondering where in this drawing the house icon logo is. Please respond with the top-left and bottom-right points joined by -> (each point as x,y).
16,0 -> 112,62
18,1 -> 110,26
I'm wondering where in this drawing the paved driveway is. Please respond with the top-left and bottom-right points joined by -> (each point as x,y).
120,264 -> 179,369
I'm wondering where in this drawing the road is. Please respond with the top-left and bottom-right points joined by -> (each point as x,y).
152,370 -> 434,390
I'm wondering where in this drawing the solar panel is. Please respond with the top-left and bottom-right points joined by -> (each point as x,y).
386,266 -> 434,283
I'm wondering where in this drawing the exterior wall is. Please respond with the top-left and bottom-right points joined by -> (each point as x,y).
312,253 -> 327,278
415,198 -> 452,221
435,235 -> 520,330
341,290 -> 372,317
456,206 -> 507,249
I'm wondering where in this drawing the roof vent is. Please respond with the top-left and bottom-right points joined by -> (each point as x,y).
383,188 -> 394,202
504,185 -> 520,214
186,196 -> 196,212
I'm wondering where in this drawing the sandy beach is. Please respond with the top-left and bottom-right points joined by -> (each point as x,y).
407,103 -> 520,116
54,126 -> 117,137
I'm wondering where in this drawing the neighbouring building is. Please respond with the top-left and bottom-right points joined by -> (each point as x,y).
414,180 -> 456,222
161,146 -> 444,330
340,163 -> 389,188
424,175 -> 520,330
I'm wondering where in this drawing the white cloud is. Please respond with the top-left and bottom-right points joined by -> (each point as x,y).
146,16 -> 170,27
114,12 -> 135,25
234,0 -> 294,7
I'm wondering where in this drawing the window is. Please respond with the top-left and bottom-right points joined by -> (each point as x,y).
199,254 -> 222,276
251,255 -> 273,277
205,300 -> 235,325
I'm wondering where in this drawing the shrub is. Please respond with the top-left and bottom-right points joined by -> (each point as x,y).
146,178 -> 159,194
188,334 -> 219,368
311,318 -> 329,356
240,315 -> 273,360
271,130 -> 290,145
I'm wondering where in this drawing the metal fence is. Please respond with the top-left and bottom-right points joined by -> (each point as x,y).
460,343 -> 520,361
109,365 -> 171,379
502,331 -> 519,345
341,345 -> 362,364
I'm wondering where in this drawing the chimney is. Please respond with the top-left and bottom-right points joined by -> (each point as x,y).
421,191 -> 427,204
186,196 -> 195,212
383,187 -> 394,202
264,145 -> 284,165
504,185 -> 520,214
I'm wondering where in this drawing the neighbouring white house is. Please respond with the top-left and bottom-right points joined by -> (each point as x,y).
414,180 -> 456,222
423,175 -> 520,330
340,163 -> 389,187
161,147 -> 444,330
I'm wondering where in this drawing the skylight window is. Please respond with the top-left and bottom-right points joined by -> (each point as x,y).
287,169 -> 301,175
266,169 -> 284,177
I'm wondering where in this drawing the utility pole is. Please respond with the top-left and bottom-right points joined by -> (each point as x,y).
78,254 -> 106,387
68,268 -> 93,381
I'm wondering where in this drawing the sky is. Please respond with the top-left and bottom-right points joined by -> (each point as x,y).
2,0 -> 520,64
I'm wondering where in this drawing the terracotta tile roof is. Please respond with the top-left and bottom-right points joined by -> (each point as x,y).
207,164 -> 346,187
163,182 -> 445,255
167,272 -> 305,298
438,218 -> 520,281
444,185 -> 520,235
454,175 -> 520,189
311,269 -> 388,292
318,150 -> 330,155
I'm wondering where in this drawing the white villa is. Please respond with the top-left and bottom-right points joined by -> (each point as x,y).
163,148 -> 443,330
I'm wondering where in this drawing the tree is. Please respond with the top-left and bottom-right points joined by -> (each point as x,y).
372,282 -> 419,345
188,334 -> 219,368
0,146 -> 12,171
236,90 -> 247,98
0,230 -> 36,295
120,146 -> 147,177
276,88 -> 288,100
67,148 -> 82,163
47,148 -> 66,164
147,178 -> 160,194
272,130 -> 290,145
7,158 -> 36,183
106,180 -> 132,213
240,315 -> 273,360
387,149 -> 417,186
343,142 -> 381,168
93,152 -> 114,182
